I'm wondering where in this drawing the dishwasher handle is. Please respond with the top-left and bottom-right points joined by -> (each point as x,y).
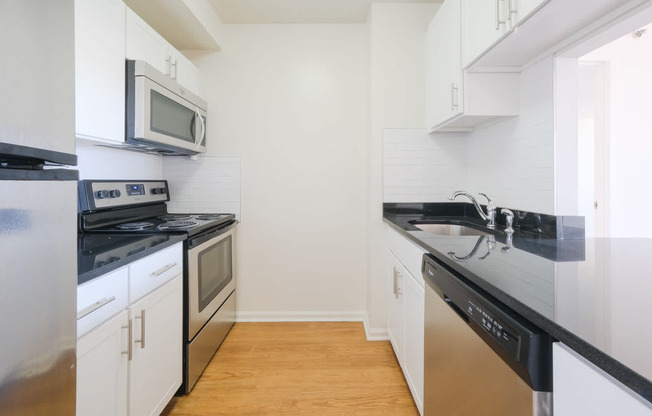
444,296 -> 469,324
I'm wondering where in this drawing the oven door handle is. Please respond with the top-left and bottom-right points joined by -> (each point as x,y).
188,220 -> 236,249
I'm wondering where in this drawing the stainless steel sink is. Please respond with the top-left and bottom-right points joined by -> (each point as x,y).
413,223 -> 491,236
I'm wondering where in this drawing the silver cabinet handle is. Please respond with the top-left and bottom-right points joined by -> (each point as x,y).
121,319 -> 133,361
393,267 -> 402,299
77,296 -> 116,320
451,83 -> 459,112
149,262 -> 177,277
165,56 -> 177,79
495,0 -> 508,29
170,59 -> 177,80
135,309 -> 146,349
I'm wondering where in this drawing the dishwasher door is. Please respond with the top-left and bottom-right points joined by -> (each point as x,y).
423,254 -> 553,416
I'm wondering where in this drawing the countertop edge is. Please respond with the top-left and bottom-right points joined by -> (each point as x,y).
383,217 -> 652,403
77,234 -> 187,286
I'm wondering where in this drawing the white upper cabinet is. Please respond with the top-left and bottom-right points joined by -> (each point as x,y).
126,8 -> 169,74
426,0 -> 519,132
168,47 -> 200,95
126,7 -> 200,94
426,0 -> 463,129
74,0 -> 126,144
462,0 -> 549,68
468,0 -> 642,68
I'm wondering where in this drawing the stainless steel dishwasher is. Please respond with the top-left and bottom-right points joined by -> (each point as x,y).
422,253 -> 553,416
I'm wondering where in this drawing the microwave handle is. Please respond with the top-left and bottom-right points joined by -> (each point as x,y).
194,108 -> 205,147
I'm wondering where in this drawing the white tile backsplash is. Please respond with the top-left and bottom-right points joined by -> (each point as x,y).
466,58 -> 555,213
383,58 -> 556,214
383,129 -> 467,202
162,156 -> 241,218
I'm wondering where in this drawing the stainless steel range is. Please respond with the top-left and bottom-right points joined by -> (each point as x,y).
78,179 -> 237,393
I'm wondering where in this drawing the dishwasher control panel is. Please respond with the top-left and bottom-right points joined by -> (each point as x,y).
466,298 -> 520,359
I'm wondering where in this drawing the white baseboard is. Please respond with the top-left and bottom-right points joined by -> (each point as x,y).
235,311 -> 389,342
235,310 -> 366,323
363,314 -> 389,341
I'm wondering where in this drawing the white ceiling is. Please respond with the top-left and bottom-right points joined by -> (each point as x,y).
206,0 -> 441,24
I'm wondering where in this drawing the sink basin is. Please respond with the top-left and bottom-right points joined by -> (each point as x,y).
413,223 -> 491,236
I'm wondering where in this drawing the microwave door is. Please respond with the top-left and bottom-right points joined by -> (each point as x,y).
133,76 -> 206,154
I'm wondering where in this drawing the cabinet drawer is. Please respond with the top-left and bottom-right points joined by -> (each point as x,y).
387,227 -> 427,286
77,266 -> 129,338
129,243 -> 182,303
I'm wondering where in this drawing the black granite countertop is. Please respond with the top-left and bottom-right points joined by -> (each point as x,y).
78,233 -> 186,285
384,204 -> 652,403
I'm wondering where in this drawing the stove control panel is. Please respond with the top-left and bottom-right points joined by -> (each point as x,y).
79,180 -> 170,212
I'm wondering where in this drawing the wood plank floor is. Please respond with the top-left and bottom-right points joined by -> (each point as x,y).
162,322 -> 419,416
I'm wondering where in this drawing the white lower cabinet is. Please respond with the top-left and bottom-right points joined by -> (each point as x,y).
77,243 -> 183,416
402,263 -> 425,411
77,310 -> 129,416
386,226 -> 427,415
553,343 -> 652,416
129,277 -> 183,416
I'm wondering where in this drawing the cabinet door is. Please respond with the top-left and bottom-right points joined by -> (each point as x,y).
129,276 -> 182,416
77,310 -> 129,416
553,343 -> 652,416
509,0 -> 549,26
403,271 -> 425,415
387,252 -> 404,362
461,0 -> 508,67
169,47 -> 200,94
426,0 -> 462,130
75,0 -> 125,144
126,7 -> 169,75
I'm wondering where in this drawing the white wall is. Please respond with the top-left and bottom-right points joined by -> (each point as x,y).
368,3 -> 439,337
579,26 -> 652,237
193,24 -> 368,321
76,142 -> 163,180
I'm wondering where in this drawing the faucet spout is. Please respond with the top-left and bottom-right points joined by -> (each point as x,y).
448,190 -> 496,228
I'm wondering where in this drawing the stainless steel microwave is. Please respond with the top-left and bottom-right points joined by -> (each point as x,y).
126,59 -> 207,156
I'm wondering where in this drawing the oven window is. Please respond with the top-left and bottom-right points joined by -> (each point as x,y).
198,235 -> 232,312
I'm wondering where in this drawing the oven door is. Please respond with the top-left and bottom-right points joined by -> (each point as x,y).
187,225 -> 235,341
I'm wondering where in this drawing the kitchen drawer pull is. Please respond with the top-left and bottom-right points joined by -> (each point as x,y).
121,319 -> 133,361
451,83 -> 459,112
135,309 -> 146,349
149,262 -> 177,277
77,296 -> 116,320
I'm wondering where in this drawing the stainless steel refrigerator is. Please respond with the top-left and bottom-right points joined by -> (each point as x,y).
0,1 -> 77,414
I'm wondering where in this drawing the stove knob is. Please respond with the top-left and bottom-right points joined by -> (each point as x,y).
95,190 -> 110,199
109,189 -> 121,198
152,187 -> 166,195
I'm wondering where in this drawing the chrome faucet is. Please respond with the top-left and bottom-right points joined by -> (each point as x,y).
448,191 -> 497,228
501,208 -> 514,233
